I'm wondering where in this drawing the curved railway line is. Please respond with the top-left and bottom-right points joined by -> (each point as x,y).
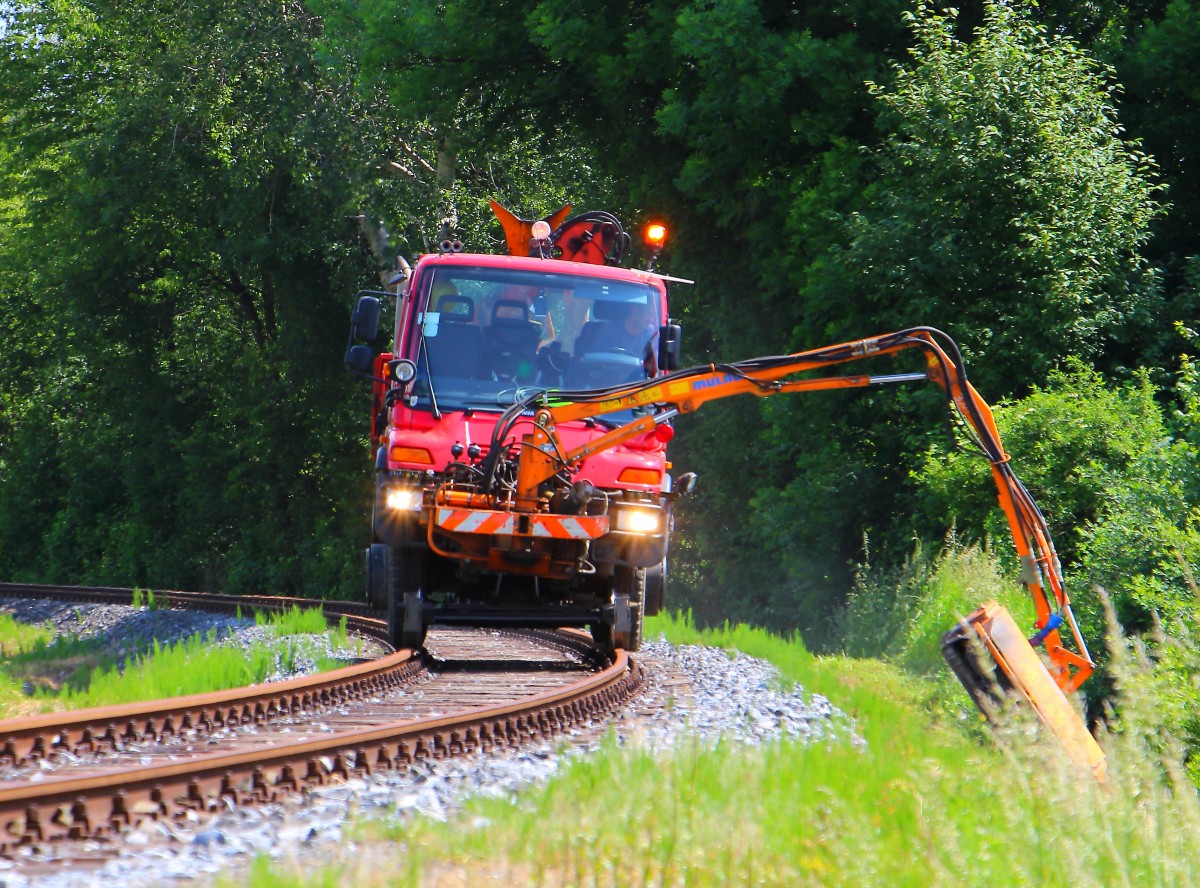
0,583 -> 645,856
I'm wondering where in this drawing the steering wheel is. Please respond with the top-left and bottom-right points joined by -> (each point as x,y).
571,350 -> 645,388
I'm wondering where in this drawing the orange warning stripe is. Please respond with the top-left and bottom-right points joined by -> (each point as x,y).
435,509 -> 609,540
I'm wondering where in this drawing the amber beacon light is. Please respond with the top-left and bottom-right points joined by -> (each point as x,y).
643,222 -> 667,269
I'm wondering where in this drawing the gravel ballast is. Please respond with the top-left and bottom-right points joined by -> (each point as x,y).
0,599 -> 860,886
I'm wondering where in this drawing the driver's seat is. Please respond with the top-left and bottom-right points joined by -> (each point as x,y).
426,295 -> 481,378
482,300 -> 540,381
573,300 -> 626,360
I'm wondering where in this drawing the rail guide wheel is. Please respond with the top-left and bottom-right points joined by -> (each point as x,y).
592,566 -> 646,656
644,557 -> 666,617
365,543 -> 390,612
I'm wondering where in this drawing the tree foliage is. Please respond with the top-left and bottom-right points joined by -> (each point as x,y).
915,362 -> 1200,643
1107,0 -> 1200,367
682,2 -> 1165,632
841,3 -> 1162,393
0,1 -> 389,593
0,0 -> 1196,675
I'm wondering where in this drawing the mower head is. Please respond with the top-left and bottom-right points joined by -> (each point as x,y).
943,601 -> 1106,781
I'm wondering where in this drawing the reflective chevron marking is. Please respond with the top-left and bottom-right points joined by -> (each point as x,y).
435,509 -> 609,539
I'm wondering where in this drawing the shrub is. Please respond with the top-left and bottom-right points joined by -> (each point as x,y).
914,361 -> 1200,649
914,362 -> 1179,561
837,537 -> 1033,675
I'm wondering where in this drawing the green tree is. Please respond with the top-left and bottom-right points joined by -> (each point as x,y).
914,362 -> 1200,639
1109,0 -> 1200,368
0,1 -> 399,594
672,3 -> 1163,638
836,2 -> 1163,394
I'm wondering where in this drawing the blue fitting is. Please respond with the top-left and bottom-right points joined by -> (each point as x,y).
1028,613 -> 1064,647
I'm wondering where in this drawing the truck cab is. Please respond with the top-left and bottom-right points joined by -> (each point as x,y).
346,207 -> 683,652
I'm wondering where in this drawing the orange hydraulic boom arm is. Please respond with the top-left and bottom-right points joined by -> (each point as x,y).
489,326 -> 1096,706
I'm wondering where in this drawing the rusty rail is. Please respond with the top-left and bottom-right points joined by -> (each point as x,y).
0,651 -> 641,850
0,583 -> 643,853
0,581 -> 381,637
0,650 -> 426,766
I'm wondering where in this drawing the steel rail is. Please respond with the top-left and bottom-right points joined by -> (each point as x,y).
0,582 -> 381,636
0,583 -> 642,853
0,651 -> 642,851
0,581 -> 409,764
0,649 -> 425,766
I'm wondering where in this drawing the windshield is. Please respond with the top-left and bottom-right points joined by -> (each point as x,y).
408,265 -> 662,416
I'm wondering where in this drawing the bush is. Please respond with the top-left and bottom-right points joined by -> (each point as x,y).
914,362 -> 1177,558
837,537 -> 1034,674
914,361 -> 1200,642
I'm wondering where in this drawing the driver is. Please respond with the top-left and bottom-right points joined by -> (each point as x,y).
591,302 -> 656,357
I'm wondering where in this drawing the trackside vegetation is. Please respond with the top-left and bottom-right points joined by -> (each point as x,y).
243,603 -> 1200,887
0,606 -> 353,717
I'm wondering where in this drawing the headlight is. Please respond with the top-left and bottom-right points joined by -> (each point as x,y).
385,487 -> 423,512
388,358 -> 417,384
614,507 -> 662,534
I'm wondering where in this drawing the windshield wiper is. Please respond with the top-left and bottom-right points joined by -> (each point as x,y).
417,323 -> 441,419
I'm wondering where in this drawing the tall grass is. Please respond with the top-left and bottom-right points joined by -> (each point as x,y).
0,615 -> 56,713
836,536 -> 1035,673
0,612 -> 55,656
242,607 -> 1200,887
256,605 -> 350,648
58,630 -> 278,707
55,630 -> 351,708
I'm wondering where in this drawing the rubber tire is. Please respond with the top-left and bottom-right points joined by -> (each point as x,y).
387,547 -> 428,650
366,544 -> 390,611
613,566 -> 646,653
644,558 -> 666,617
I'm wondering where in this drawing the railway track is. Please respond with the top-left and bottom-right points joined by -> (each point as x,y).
0,583 -> 644,856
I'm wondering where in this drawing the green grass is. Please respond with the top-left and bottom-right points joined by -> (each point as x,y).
256,606 -> 352,648
837,538 -> 1035,676
0,619 -> 115,712
239,612 -> 1200,887
0,612 -> 55,656
0,606 -> 357,717
257,604 -> 327,636
53,631 -> 264,707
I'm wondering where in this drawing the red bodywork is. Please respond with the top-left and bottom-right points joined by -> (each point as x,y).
372,252 -> 672,493
355,208 -> 677,655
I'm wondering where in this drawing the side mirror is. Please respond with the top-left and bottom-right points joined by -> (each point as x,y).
345,344 -> 375,376
657,323 -> 682,371
675,472 -> 698,496
351,294 -> 382,343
